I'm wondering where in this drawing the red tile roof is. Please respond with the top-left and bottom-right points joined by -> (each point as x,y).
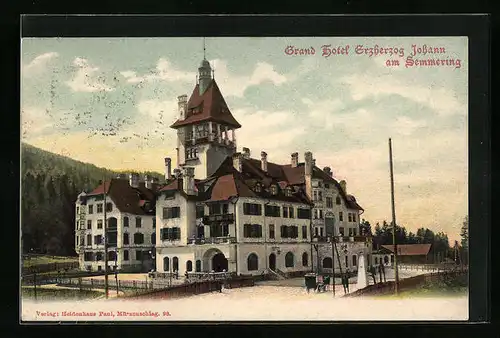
170,80 -> 241,129
381,244 -> 432,256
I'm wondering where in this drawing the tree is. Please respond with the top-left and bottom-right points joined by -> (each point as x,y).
460,216 -> 468,250
360,219 -> 372,236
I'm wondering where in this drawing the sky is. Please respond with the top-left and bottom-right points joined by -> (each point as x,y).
21,37 -> 468,243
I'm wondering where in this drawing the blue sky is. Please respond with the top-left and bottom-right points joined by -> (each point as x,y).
21,37 -> 468,242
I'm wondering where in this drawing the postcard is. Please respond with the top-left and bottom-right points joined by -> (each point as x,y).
20,35 -> 469,322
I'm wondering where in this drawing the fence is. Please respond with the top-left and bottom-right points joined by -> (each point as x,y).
397,263 -> 467,272
22,261 -> 80,275
345,269 -> 468,297
22,271 -> 106,286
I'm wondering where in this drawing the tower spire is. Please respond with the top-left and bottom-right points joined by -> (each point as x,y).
203,37 -> 206,60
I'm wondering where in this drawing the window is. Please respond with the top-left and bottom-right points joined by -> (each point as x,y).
97,266 -> 102,271
313,191 -> 318,201
97,219 -> 103,229
352,213 -> 357,222
123,216 -> 129,227
195,260 -> 202,272
320,227 -> 324,237
86,234 -> 92,245
243,224 -> 262,238
375,257 -> 378,264
97,203 -> 103,213
285,187 -> 292,197
84,252 -> 94,261
254,183 -> 262,193
163,257 -> 170,271
95,252 -> 103,261
352,255 -> 357,266
348,213 -> 353,222
247,253 -> 259,271
265,205 -> 281,217
94,235 -> 103,245
123,250 -> 129,261
196,205 -> 205,218
319,209 -> 323,219
339,227 -> 345,236
87,220 -> 92,229
243,203 -> 262,216
160,227 -> 181,241
163,207 -> 181,219
285,252 -> 294,268
318,191 -> 323,201
315,227 -> 319,237
134,233 -> 144,244
80,220 -> 85,229
324,183 -> 330,189
282,206 -> 288,218
353,228 -> 357,236
302,226 -> 308,239
150,233 -> 156,245
136,217 -> 142,228
314,209 -> 318,219
108,251 -> 116,261
80,236 -> 85,246
186,260 -> 193,272
123,233 -> 129,245
269,224 -> 275,239
302,252 -> 308,266
136,250 -> 143,261
88,205 -> 93,214
336,196 -> 341,205
270,185 -> 278,195
348,228 -> 353,236
173,257 -> 179,271
77,206 -> 80,214
153,218 -> 156,229
297,208 -> 311,219
106,202 -> 113,212
326,197 -> 333,208
339,212 -> 343,222
222,204 -> 229,214
280,225 -> 298,239
323,257 -> 333,268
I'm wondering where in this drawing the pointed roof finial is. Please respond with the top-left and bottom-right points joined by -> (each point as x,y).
203,37 -> 206,60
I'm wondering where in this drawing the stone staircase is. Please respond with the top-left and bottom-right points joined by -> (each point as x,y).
264,268 -> 286,280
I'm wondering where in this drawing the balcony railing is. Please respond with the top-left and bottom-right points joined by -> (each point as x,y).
313,235 -> 369,243
189,236 -> 236,245
203,213 -> 235,223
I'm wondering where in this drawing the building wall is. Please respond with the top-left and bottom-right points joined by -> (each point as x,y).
313,239 -> 372,273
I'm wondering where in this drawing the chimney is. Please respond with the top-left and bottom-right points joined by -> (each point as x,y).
182,167 -> 196,195
323,166 -> 332,177
233,153 -> 243,172
144,175 -> 152,189
178,95 -> 188,120
173,168 -> 182,178
129,173 -> 140,188
291,152 -> 299,168
339,180 -> 347,194
164,157 -> 172,180
261,151 -> 268,172
312,158 -> 316,168
304,152 -> 313,176
242,147 -> 251,159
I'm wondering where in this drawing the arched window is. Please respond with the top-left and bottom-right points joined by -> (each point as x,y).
150,233 -> 156,245
285,252 -> 294,268
247,253 -> 259,271
173,256 -> 179,271
123,233 -> 129,245
186,260 -> 193,272
302,252 -> 308,266
195,260 -> 202,272
322,257 -> 333,268
384,256 -> 389,264
163,257 -> 170,272
352,255 -> 357,267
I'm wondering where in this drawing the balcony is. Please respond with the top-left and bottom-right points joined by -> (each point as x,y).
189,236 -> 236,245
203,213 -> 235,224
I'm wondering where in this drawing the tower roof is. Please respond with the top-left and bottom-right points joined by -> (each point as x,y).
170,79 -> 242,129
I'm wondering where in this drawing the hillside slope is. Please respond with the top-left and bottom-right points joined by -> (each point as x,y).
21,143 -> 163,255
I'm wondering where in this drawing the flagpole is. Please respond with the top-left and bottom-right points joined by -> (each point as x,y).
389,138 -> 399,295
103,176 -> 109,299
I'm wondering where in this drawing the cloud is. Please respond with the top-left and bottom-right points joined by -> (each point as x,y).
21,106 -> 54,139
121,58 -> 196,84
391,116 -> 427,136
342,73 -> 465,116
22,52 -> 59,74
211,60 -> 287,98
66,57 -> 114,93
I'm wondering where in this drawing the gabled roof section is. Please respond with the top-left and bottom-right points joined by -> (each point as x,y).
86,179 -> 156,215
170,80 -> 241,129
381,244 -> 432,256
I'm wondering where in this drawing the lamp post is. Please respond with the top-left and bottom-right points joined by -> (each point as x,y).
388,138 -> 400,295
103,177 -> 109,299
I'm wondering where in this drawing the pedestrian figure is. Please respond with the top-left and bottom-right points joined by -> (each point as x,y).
381,264 -> 386,283
378,264 -> 383,283
341,274 -> 347,294
370,265 -> 377,285
345,270 -> 350,293
218,281 -> 222,293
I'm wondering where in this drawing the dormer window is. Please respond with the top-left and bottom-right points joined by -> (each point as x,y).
285,186 -> 293,197
270,185 -> 278,195
254,183 -> 262,193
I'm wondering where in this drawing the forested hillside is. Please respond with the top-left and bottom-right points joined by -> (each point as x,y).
21,143 -> 163,256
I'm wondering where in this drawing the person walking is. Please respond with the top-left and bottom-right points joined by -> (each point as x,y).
381,263 -> 386,283
370,265 -> 377,285
378,264 -> 383,283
